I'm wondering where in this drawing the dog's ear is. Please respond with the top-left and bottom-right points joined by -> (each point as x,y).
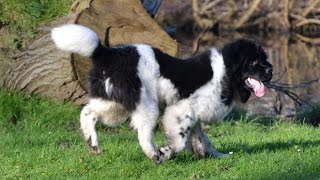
221,40 -> 242,73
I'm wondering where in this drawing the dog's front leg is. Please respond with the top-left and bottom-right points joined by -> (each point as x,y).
130,100 -> 159,162
189,123 -> 229,158
155,100 -> 196,164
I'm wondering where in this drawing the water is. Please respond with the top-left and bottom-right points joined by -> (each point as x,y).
176,31 -> 320,117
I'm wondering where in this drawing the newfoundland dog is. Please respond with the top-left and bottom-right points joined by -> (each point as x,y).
51,24 -> 273,163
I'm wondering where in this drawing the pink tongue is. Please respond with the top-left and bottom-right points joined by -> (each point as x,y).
248,78 -> 266,97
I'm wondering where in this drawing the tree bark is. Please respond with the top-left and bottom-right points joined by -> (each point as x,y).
0,14 -> 87,104
0,0 -> 179,105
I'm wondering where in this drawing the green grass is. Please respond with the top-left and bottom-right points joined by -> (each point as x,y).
0,0 -> 74,49
0,89 -> 320,179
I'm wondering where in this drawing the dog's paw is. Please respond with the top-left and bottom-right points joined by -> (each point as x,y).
152,150 -> 165,164
90,146 -> 101,155
83,136 -> 101,155
152,146 -> 175,164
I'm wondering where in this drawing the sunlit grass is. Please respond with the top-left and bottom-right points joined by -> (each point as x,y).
0,89 -> 319,179
0,0 -> 74,49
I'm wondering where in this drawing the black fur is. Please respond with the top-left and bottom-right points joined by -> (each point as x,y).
88,39 -> 272,112
153,48 -> 213,98
221,39 -> 273,104
89,44 -> 142,112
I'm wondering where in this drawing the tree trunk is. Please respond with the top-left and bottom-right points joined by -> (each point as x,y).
0,0 -> 179,105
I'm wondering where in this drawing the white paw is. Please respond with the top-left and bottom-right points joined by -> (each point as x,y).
152,147 -> 174,164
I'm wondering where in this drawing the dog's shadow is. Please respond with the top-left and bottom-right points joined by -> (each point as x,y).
173,139 -> 320,164
220,139 -> 320,155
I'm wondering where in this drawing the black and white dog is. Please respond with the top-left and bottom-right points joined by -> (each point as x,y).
51,24 -> 273,163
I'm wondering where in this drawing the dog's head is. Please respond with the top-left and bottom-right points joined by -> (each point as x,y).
222,39 -> 273,103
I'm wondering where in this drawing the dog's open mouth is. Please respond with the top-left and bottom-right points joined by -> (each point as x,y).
245,78 -> 266,97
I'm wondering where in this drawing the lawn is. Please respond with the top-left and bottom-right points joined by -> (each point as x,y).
0,0 -> 74,49
0,89 -> 319,179
1,0 -> 319,178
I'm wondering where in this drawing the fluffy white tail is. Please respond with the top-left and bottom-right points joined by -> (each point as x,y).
51,24 -> 99,57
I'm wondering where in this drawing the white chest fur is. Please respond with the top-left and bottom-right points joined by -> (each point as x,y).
189,49 -> 233,123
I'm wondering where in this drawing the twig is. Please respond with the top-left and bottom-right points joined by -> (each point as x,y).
301,0 -> 320,17
295,34 -> 320,44
290,13 -> 307,21
267,79 -> 319,89
283,0 -> 290,28
296,18 -> 320,27
200,0 -> 223,14
265,73 -> 319,106
265,83 -> 306,106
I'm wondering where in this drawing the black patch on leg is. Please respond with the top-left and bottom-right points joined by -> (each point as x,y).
179,126 -> 191,138
179,132 -> 185,138
185,115 -> 193,121
179,127 -> 186,138
85,136 -> 92,146
164,146 -> 172,152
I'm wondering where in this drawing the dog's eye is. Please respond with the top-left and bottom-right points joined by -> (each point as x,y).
249,61 -> 258,66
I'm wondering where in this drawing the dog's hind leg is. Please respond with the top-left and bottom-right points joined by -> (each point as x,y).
80,99 -> 129,154
155,100 -> 196,163
188,123 -> 229,158
80,104 -> 101,154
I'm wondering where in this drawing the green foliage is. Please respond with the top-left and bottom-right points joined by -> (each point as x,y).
298,104 -> 320,126
0,0 -> 74,49
0,89 -> 319,179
